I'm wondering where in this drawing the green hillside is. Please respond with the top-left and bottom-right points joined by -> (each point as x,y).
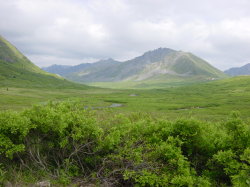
0,36 -> 89,89
0,35 -> 46,73
170,53 -> 225,77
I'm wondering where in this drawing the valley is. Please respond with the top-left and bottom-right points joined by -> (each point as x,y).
1,76 -> 250,121
0,35 -> 250,186
1,0 -> 250,185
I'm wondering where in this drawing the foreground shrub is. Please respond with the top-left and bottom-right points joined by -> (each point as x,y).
0,102 -> 249,186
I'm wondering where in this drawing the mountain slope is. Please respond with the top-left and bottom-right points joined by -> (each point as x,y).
42,63 -> 92,76
224,63 -> 250,76
0,35 -> 46,74
44,48 -> 227,84
65,58 -> 122,82
124,50 -> 226,81
0,35 -> 88,89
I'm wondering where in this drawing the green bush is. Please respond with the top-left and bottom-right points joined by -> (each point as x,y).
0,111 -> 31,158
0,101 -> 249,186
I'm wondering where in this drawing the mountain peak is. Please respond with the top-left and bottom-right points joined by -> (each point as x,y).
94,58 -> 120,65
98,58 -> 116,62
142,47 -> 176,57
107,57 -> 115,61
128,47 -> 177,66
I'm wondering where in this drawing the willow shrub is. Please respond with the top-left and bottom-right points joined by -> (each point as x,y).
0,102 -> 249,186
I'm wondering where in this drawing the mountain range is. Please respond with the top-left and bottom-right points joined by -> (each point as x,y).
43,48 -> 227,83
224,63 -> 250,76
0,34 -> 228,89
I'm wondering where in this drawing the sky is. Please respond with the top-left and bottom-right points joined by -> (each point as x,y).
0,0 -> 250,70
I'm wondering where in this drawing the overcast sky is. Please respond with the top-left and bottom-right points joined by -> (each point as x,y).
0,0 -> 250,70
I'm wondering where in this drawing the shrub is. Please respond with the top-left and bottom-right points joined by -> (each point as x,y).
0,102 -> 249,186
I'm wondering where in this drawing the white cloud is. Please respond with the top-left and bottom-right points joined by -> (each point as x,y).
0,0 -> 250,70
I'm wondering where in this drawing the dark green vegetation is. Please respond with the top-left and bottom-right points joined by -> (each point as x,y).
0,102 -> 249,186
225,63 -> 250,76
43,48 -> 227,87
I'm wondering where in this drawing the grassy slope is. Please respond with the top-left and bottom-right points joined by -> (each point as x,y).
1,76 -> 250,121
0,36 -> 90,89
170,53 -> 226,78
0,35 -> 46,74
0,60 -> 91,89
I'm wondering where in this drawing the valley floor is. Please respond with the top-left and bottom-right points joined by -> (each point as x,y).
1,76 -> 250,121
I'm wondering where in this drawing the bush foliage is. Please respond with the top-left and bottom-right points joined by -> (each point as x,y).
0,102 -> 249,186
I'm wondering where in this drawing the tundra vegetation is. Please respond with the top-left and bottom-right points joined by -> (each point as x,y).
0,36 -> 250,186
0,101 -> 249,186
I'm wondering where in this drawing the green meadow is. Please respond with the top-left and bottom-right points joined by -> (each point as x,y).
1,76 -> 250,121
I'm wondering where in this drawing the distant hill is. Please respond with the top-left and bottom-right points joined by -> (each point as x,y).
44,48 -> 227,83
42,64 -> 92,76
0,35 -> 88,89
224,63 -> 250,76
43,58 -> 120,79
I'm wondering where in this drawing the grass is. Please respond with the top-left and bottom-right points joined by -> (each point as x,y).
1,76 -> 250,121
88,76 -> 210,89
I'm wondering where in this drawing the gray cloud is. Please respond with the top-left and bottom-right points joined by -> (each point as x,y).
0,0 -> 250,69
